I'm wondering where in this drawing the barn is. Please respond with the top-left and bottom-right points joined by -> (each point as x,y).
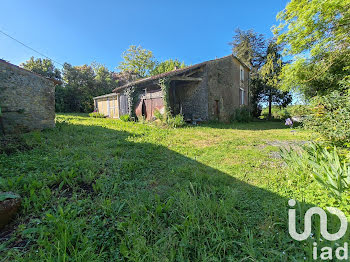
93,93 -> 129,118
94,55 -> 250,122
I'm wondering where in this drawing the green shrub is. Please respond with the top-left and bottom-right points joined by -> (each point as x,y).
230,106 -> 252,123
281,143 -> 350,200
260,107 -> 290,120
153,109 -> 164,122
120,114 -> 131,122
166,114 -> 185,128
260,105 -> 311,120
153,109 -> 185,128
303,91 -> 350,146
89,112 -> 105,118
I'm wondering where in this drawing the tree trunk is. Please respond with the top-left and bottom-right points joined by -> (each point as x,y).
268,90 -> 272,120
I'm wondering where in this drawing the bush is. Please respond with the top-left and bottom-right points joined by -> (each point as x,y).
166,114 -> 185,128
230,106 -> 252,123
260,107 -> 290,120
120,114 -> 131,122
304,91 -> 350,146
260,105 -> 311,120
89,112 -> 105,118
153,109 -> 185,128
281,143 -> 350,200
153,109 -> 164,122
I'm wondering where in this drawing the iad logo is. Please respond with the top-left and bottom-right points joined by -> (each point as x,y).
288,199 -> 348,260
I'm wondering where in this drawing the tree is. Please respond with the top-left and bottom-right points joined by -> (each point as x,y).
57,63 -> 117,112
274,0 -> 350,97
260,41 -> 292,118
21,56 -> 61,80
117,45 -> 156,78
230,29 -> 291,118
150,59 -> 186,76
230,28 -> 266,72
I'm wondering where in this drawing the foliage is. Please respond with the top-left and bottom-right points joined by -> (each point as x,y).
117,45 -> 156,78
274,0 -> 350,97
158,78 -> 171,115
22,57 -> 118,113
165,114 -> 185,128
3,114 -> 343,261
230,28 -> 266,70
260,105 -> 311,120
261,106 -> 290,120
153,109 -> 164,122
57,63 -> 117,113
0,135 -> 31,155
120,114 -> 131,122
89,112 -> 105,118
150,59 -> 186,76
153,108 -> 185,128
303,91 -> 350,145
21,57 -> 61,80
230,106 -> 252,123
230,30 -> 292,117
281,143 -> 350,200
0,192 -> 20,202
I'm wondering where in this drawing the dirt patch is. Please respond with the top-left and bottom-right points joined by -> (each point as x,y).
50,181 -> 95,198
0,135 -> 32,155
257,140 -> 308,150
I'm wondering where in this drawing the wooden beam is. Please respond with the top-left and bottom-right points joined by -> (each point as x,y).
170,76 -> 202,81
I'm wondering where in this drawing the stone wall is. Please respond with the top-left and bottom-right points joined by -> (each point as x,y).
0,60 -> 55,134
174,69 -> 209,121
207,56 -> 250,122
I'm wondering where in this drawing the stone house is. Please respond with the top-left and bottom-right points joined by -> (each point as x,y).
0,59 -> 57,134
94,55 -> 250,122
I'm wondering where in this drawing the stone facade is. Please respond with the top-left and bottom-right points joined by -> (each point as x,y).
173,56 -> 249,122
112,55 -> 250,123
0,60 -> 55,134
206,56 -> 250,122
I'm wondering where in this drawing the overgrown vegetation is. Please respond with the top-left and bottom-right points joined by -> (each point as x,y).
153,109 -> 185,128
281,143 -> 350,201
260,105 -> 310,120
303,91 -> 350,146
230,29 -> 292,118
119,114 -> 131,122
89,112 -> 105,118
230,106 -> 252,123
0,135 -> 31,155
2,114 -> 334,261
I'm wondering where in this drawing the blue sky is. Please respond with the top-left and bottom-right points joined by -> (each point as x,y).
1,0 -> 289,71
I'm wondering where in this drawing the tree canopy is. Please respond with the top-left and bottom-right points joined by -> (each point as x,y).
231,29 -> 292,118
150,59 -> 186,76
21,57 -> 61,80
117,45 -> 156,78
274,0 -> 350,97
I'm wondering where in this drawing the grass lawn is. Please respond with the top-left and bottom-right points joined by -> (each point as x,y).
0,114 -> 343,261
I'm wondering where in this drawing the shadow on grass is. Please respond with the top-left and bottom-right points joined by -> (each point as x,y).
196,120 -> 290,131
0,119 -> 334,261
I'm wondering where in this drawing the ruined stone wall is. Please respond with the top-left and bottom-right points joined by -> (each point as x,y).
175,68 -> 209,121
206,57 -> 249,122
0,60 -> 55,133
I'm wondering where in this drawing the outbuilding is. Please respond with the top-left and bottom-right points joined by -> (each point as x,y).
0,59 -> 57,134
95,55 -> 250,122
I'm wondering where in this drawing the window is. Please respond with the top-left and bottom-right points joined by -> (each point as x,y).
240,65 -> 244,83
239,88 -> 245,105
